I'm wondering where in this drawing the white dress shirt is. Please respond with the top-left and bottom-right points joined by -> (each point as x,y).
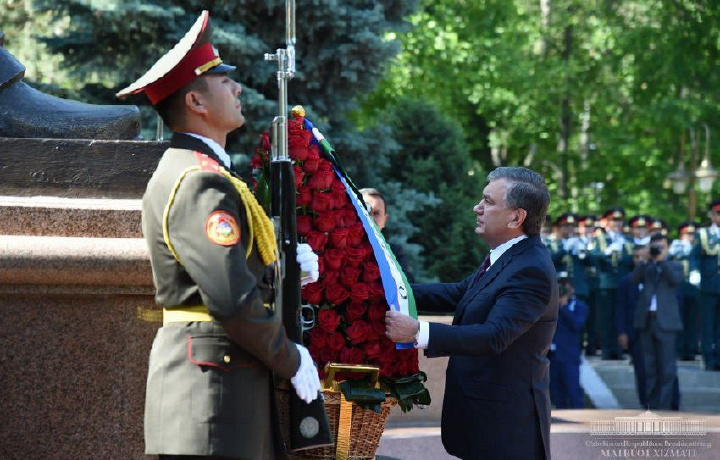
415,234 -> 528,349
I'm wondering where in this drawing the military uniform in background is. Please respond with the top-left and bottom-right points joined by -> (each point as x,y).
670,222 -> 700,361
578,214 -> 599,356
589,208 -> 632,360
691,200 -> 720,371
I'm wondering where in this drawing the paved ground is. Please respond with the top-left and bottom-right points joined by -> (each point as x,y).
376,410 -> 720,460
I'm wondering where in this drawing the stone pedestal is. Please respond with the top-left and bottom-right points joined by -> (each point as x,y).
0,138 -> 164,460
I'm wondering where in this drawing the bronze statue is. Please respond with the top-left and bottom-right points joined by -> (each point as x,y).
0,43 -> 141,140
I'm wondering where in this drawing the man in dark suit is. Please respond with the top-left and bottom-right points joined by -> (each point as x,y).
616,245 -> 647,407
386,167 -> 557,460
632,233 -> 683,410
117,11 -> 321,459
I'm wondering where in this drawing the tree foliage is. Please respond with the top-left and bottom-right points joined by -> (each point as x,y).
360,0 -> 720,228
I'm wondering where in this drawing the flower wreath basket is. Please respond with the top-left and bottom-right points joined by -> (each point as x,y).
252,106 -> 430,460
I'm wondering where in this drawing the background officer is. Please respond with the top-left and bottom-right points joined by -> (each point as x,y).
691,199 -> 720,371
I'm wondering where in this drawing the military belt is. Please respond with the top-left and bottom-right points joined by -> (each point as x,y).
163,303 -> 273,325
163,305 -> 212,325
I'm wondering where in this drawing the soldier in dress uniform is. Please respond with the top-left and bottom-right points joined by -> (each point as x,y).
628,215 -> 652,248
117,11 -> 322,459
578,214 -> 600,355
589,207 -> 633,360
691,199 -> 720,371
670,222 -> 701,361
652,219 -> 669,237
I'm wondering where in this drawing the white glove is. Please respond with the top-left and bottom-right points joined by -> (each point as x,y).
296,243 -> 319,287
689,270 -> 701,286
291,344 -> 321,403
604,241 -> 623,255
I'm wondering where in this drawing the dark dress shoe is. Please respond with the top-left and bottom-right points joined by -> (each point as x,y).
0,47 -> 140,140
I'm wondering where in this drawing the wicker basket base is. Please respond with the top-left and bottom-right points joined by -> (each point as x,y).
276,388 -> 396,460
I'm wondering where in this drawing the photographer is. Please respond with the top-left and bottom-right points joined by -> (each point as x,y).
632,233 -> 683,410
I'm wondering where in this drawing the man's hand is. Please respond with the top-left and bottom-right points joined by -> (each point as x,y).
385,310 -> 419,344
296,243 -> 319,287
291,344 -> 321,403
618,333 -> 629,351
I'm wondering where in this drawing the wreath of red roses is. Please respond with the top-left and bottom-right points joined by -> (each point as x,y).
251,114 -> 420,382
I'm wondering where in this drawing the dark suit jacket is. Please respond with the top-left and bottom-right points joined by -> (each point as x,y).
615,273 -> 641,343
413,235 -> 558,460
632,259 -> 683,332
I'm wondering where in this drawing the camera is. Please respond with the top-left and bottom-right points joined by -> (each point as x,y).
649,245 -> 662,257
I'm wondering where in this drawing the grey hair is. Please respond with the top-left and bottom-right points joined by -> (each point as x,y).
487,167 -> 550,236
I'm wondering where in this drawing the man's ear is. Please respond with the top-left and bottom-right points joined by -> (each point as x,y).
509,208 -> 527,229
185,90 -> 207,115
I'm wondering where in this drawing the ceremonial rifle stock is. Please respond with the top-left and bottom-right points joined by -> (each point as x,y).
265,0 -> 332,451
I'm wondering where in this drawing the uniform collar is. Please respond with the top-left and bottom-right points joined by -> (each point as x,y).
182,132 -> 232,169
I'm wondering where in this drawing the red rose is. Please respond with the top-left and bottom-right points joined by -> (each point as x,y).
340,347 -> 365,365
379,361 -> 397,378
312,191 -> 333,211
317,257 -> 325,277
250,153 -> 263,169
309,328 -> 328,349
259,131 -> 271,152
345,302 -> 367,322
346,320 -> 370,344
325,281 -> 350,306
318,158 -> 334,171
323,249 -> 345,271
297,215 -> 313,236
308,169 -> 335,190
329,181 -> 347,209
302,282 -> 324,305
340,265 -> 362,289
364,341 -> 381,360
362,260 -> 381,283
329,228 -> 349,250
289,145 -> 310,162
327,332 -> 346,351
323,270 -> 340,286
368,303 -> 386,322
347,223 -> 365,247
305,230 -> 328,252
368,282 -> 385,302
338,208 -> 359,228
296,185 -> 313,206
320,347 -> 338,363
367,320 -> 385,341
314,211 -> 336,233
303,148 -> 320,173
318,309 -> 341,333
350,283 -> 369,305
293,165 -> 305,188
345,246 -> 368,267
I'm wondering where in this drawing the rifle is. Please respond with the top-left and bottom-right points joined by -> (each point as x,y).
265,0 -> 332,451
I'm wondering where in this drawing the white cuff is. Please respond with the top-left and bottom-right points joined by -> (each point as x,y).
415,321 -> 430,349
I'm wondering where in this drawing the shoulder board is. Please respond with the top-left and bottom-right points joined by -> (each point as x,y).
193,151 -> 222,174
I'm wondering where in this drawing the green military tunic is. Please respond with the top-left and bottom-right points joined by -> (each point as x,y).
142,133 -> 299,458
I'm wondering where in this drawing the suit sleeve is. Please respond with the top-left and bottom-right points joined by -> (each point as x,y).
659,260 -> 683,287
168,170 -> 299,378
558,300 -> 588,332
425,265 -> 552,357
412,275 -> 473,314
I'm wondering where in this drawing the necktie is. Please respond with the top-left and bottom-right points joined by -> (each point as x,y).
473,254 -> 492,285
